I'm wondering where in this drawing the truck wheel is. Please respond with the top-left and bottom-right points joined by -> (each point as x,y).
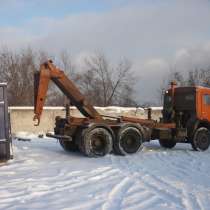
191,127 -> 210,151
114,125 -> 143,155
78,127 -> 113,157
159,139 -> 176,149
59,139 -> 78,152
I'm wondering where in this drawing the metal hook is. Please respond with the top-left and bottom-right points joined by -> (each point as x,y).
33,115 -> 40,126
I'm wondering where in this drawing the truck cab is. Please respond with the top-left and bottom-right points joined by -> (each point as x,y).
162,82 -> 210,151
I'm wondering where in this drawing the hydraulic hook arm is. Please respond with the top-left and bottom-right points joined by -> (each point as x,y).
34,60 -> 102,125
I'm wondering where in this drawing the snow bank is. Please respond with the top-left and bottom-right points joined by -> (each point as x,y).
149,107 -> 163,111
9,106 -> 146,111
9,106 -> 65,110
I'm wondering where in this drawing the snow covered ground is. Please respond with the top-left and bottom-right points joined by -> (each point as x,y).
1,137 -> 210,210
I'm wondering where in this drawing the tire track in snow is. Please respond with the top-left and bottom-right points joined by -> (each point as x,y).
123,190 -> 155,209
196,193 -> 210,210
110,155 -> 179,208
2,140 -> 210,210
182,189 -> 204,210
126,196 -> 160,210
110,152 -> 190,209
113,147 -> 210,210
135,158 -> 207,209
152,151 -> 195,178
139,175 -> 184,209
194,194 -> 206,210
102,177 -> 133,210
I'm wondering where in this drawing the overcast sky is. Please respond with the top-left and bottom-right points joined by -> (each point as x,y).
1,0 -> 210,104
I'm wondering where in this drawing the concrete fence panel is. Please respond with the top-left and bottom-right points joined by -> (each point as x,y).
9,106 -> 162,134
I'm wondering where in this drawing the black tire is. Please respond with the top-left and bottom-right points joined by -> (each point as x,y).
55,118 -> 79,152
114,125 -> 143,155
159,139 -> 176,149
191,127 -> 210,151
59,139 -> 78,152
78,127 -> 113,157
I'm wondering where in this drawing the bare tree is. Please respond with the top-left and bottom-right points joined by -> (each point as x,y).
200,68 -> 210,87
78,53 -> 137,106
0,47 -> 37,105
158,67 -> 210,104
0,48 -> 138,107
0,47 -> 59,106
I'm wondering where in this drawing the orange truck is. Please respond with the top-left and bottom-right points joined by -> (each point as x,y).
34,60 -> 210,157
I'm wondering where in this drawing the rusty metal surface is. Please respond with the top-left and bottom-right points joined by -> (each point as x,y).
34,60 -> 102,125
121,116 -> 176,129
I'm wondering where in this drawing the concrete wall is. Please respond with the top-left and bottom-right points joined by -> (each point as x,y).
9,106 -> 162,134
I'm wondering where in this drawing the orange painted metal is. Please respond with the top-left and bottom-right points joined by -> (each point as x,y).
34,60 -> 102,125
33,64 -> 50,125
196,86 -> 210,122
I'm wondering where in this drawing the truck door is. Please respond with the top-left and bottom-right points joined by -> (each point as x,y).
201,93 -> 210,121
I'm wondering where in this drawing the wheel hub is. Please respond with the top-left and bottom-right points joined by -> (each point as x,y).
197,134 -> 209,150
126,138 -> 133,145
92,135 -> 105,152
121,133 -> 140,153
94,139 -> 102,147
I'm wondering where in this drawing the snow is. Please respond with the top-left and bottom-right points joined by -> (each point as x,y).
9,106 -> 145,111
14,132 -> 39,139
9,106 -> 65,110
0,83 -> 7,86
1,138 -> 210,210
149,107 -> 163,111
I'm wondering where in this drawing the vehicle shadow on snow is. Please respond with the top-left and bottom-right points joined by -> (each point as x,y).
143,141 -> 195,152
142,140 -> 210,154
